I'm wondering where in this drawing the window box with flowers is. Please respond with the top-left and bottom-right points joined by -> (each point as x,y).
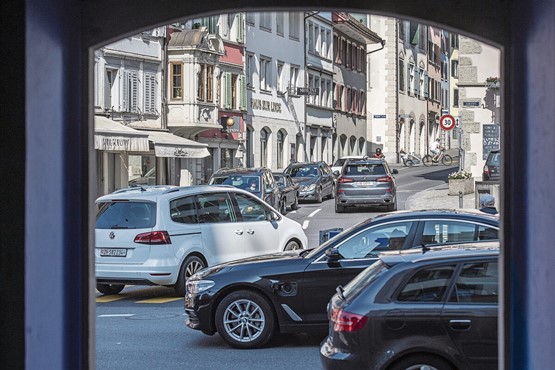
485,77 -> 500,89
448,171 -> 474,195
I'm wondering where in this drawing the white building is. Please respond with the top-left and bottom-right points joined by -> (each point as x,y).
244,11 -> 306,170
457,37 -> 501,178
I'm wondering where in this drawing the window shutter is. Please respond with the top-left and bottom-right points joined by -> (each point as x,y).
407,65 -> 411,96
122,71 -> 129,111
130,72 -> 138,112
414,68 -> 420,96
237,13 -> 245,44
144,74 -> 151,113
239,75 -> 247,111
424,71 -> 429,98
225,72 -> 232,109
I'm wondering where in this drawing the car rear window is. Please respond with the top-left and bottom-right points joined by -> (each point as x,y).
341,260 -> 389,300
487,152 -> 501,166
344,163 -> 385,175
96,201 -> 156,229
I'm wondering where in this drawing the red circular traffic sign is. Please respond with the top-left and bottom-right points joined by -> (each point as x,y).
440,114 -> 456,130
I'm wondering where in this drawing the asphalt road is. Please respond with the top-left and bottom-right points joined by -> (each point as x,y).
95,163 -> 458,370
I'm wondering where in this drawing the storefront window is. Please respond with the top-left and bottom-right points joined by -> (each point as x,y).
128,155 -> 156,186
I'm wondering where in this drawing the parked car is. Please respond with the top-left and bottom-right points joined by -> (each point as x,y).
284,161 -> 335,203
184,209 -> 499,348
321,242 -> 499,370
209,167 -> 280,209
128,167 -> 156,187
95,185 -> 307,296
331,155 -> 364,174
482,149 -> 501,181
273,172 -> 299,214
334,157 -> 399,213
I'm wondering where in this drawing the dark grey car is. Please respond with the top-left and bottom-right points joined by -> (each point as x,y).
273,172 -> 299,214
284,161 -> 335,203
482,149 -> 501,181
334,157 -> 399,213
321,243 -> 500,370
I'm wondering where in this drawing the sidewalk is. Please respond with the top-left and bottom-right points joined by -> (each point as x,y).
404,183 -> 476,210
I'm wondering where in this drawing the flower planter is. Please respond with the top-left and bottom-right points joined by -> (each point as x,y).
449,178 -> 474,196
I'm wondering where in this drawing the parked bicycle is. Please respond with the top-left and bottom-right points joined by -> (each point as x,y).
399,149 -> 422,167
422,148 -> 453,166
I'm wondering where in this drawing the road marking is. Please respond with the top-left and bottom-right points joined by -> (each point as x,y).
308,209 -> 321,218
136,297 -> 183,304
98,314 -> 135,318
96,295 -> 128,303
302,220 -> 310,229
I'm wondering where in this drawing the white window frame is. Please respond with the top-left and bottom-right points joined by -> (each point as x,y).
260,56 -> 271,91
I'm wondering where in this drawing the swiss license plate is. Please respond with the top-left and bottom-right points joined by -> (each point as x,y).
357,181 -> 373,186
100,248 -> 127,257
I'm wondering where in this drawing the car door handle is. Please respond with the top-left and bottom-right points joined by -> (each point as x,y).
246,229 -> 255,235
449,319 -> 471,330
235,230 -> 244,235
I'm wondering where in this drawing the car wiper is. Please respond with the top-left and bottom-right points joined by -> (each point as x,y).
299,248 -> 313,257
336,285 -> 345,300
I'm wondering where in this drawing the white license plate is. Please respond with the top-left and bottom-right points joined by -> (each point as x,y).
356,181 -> 374,186
100,248 -> 127,257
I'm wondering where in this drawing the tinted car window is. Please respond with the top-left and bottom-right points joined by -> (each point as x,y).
288,165 -> 319,177
397,265 -> 456,302
422,221 -> 477,245
210,174 -> 260,192
336,222 -> 413,259
342,260 -> 389,298
96,201 -> 156,229
234,193 -> 269,222
478,224 -> 499,240
345,163 -> 385,175
197,193 -> 235,223
449,261 -> 498,304
170,196 -> 198,224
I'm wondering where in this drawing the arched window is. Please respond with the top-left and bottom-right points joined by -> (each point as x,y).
277,130 -> 286,169
260,127 -> 270,168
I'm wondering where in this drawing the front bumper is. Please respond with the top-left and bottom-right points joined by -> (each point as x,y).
184,290 -> 217,335
298,188 -> 318,200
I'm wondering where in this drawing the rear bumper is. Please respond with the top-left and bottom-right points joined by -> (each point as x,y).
96,264 -> 178,286
320,337 -> 367,369
335,194 -> 394,206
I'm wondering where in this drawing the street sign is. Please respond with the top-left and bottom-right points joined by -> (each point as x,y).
297,87 -> 319,95
440,114 -> 456,131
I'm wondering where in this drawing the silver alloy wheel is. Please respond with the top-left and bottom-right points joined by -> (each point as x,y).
284,240 -> 301,250
222,299 -> 265,343
185,259 -> 204,278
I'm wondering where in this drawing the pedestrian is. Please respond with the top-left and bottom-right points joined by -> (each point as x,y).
479,194 -> 498,215
372,148 -> 385,159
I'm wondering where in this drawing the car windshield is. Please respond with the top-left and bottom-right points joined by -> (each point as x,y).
287,165 -> 319,177
95,201 -> 156,229
211,175 -> 260,192
341,260 -> 389,299
333,158 -> 346,167
274,175 -> 284,185
304,218 -> 374,259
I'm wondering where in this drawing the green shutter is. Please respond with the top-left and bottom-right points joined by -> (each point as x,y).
239,75 -> 247,111
225,73 -> 232,109
237,13 -> 245,44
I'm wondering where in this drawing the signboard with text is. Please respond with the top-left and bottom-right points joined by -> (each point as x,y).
482,124 -> 500,159
297,87 -> 319,95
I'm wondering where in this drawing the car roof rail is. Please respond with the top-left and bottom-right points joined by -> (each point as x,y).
112,185 -> 177,194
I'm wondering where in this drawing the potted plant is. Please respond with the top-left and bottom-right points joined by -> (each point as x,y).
448,170 -> 474,195
485,76 -> 500,89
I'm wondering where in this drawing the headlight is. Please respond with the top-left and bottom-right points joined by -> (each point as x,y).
186,279 -> 215,294
306,184 -> 316,191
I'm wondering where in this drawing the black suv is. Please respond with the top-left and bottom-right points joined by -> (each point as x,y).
284,161 -> 335,203
209,167 -> 280,210
334,157 -> 399,212
482,149 -> 501,181
184,210 -> 499,349
321,243 -> 499,370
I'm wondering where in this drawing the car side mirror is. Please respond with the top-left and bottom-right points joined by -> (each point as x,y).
325,248 -> 343,266
269,211 -> 281,222
333,170 -> 340,177
392,169 -> 399,175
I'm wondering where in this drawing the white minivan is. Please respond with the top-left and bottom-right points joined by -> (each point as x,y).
95,185 -> 308,295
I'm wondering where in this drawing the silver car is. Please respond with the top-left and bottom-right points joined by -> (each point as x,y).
334,158 -> 399,213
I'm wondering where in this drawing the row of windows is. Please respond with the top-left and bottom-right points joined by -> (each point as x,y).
102,68 -> 158,114
170,63 -> 247,111
246,12 -> 301,40
335,84 -> 366,116
308,21 -> 333,60
333,34 -> 367,73
246,54 -> 300,94
398,59 -> 447,105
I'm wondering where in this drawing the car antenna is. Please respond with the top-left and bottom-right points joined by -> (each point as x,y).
421,244 -> 431,253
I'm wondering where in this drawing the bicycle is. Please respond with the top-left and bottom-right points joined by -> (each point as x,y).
422,149 -> 453,166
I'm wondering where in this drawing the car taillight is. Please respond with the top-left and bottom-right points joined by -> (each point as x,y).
376,176 -> 393,183
483,165 -> 490,175
338,177 -> 353,183
330,307 -> 368,332
134,231 -> 172,244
